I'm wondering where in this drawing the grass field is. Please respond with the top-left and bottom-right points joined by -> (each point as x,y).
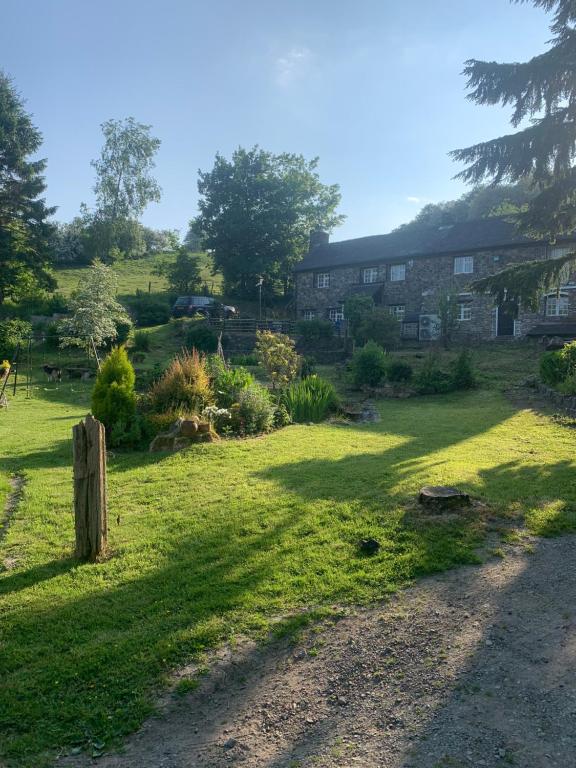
53,251 -> 221,300
0,347 -> 575,766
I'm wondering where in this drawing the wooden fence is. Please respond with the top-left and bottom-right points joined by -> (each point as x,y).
207,318 -> 297,334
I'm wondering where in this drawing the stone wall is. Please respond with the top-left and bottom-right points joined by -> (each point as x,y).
295,243 -> 576,342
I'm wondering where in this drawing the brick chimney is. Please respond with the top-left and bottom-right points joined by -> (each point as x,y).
309,229 -> 329,251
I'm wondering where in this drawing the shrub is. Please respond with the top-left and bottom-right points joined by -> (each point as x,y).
229,383 -> 275,435
133,330 -> 151,352
255,330 -> 300,390
132,296 -> 171,327
273,403 -> 293,428
91,347 -> 137,444
282,375 -> 340,423
114,317 -> 133,347
296,319 -> 334,344
0,318 -> 32,359
44,322 -> 61,350
355,308 -> 401,349
201,405 -> 232,433
208,357 -> 255,408
229,353 -> 259,366
415,355 -> 454,394
387,359 -> 413,384
559,372 -> 576,395
300,355 -> 317,379
149,349 -> 213,414
186,320 -> 218,353
351,341 -> 388,387
451,349 -> 476,390
540,343 -> 576,387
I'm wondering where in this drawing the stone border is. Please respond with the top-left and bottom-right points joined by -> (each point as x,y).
534,381 -> 576,417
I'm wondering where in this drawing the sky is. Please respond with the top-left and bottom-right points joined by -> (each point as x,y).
2,0 -> 552,242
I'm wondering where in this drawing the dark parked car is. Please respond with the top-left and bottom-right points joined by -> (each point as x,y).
172,296 -> 237,319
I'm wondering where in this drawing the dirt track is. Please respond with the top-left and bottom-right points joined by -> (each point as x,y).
63,534 -> 576,768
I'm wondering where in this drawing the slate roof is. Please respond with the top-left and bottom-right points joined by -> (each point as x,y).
295,218 -> 546,272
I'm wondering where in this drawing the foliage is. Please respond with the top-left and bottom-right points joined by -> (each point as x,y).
141,226 -> 179,254
282,375 -> 340,423
58,260 -> 131,349
201,405 -> 232,433
395,181 -> 537,233
153,247 -> 202,293
343,295 -> 375,340
300,355 -> 317,379
0,72 -> 56,305
130,294 -> 171,327
451,0 -> 576,306
387,359 -> 413,384
133,330 -> 150,352
208,356 -> 254,408
228,353 -> 259,366
193,146 -> 344,296
273,402 -> 293,428
451,349 -> 477,391
186,319 -> 218,353
229,382 -> 275,435
540,341 -> 576,387
148,349 -> 213,415
351,341 -> 388,387
438,292 -> 460,347
296,319 -> 334,343
92,117 -> 161,222
0,318 -> 32,359
415,355 -> 455,395
91,347 -> 137,445
354,308 -> 400,349
255,330 -> 300,389
113,317 -> 133,347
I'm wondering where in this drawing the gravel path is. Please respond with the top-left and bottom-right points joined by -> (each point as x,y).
64,535 -> 576,768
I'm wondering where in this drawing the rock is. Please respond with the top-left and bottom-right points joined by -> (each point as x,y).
149,434 -> 176,452
197,421 -> 211,434
418,485 -> 470,511
223,738 -> 237,750
358,538 -> 381,555
180,418 -> 199,437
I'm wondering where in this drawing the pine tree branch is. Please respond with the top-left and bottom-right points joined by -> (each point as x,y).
471,250 -> 576,310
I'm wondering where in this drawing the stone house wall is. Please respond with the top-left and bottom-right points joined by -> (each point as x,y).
295,242 -> 576,341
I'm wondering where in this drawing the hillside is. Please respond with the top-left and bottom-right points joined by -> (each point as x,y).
54,252 -> 222,300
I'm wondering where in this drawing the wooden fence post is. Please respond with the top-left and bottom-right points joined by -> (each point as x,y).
73,415 -> 108,560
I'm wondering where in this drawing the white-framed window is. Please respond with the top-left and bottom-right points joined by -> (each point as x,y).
316,272 -> 330,288
390,263 -> 406,282
457,303 -> 472,321
454,255 -> 474,275
328,306 -> 344,322
362,266 -> 379,284
549,245 -> 575,260
302,309 -> 316,321
389,304 -> 405,321
546,294 -> 570,317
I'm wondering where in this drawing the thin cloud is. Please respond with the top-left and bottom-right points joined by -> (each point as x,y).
406,196 -> 422,204
274,47 -> 314,87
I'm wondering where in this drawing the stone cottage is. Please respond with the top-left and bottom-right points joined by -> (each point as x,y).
294,218 -> 576,342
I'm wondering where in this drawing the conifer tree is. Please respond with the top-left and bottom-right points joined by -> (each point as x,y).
451,0 -> 576,308
0,72 -> 55,305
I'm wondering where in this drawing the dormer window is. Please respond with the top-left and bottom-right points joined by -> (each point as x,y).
363,267 -> 379,284
316,272 -> 330,289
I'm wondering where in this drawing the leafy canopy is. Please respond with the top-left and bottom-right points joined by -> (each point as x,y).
0,72 -> 55,305
58,260 -> 131,349
193,146 -> 344,296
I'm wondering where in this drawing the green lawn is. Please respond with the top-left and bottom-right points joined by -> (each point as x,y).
0,359 -> 575,766
54,251 -> 221,300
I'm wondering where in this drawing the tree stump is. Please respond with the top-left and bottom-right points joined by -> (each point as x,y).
418,485 -> 470,512
73,415 -> 108,560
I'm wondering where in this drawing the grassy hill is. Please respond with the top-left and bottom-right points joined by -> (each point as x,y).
54,252 -> 222,300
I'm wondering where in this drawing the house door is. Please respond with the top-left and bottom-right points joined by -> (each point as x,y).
497,301 -> 518,336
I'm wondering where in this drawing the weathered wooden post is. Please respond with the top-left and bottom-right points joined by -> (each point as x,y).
73,415 -> 108,560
